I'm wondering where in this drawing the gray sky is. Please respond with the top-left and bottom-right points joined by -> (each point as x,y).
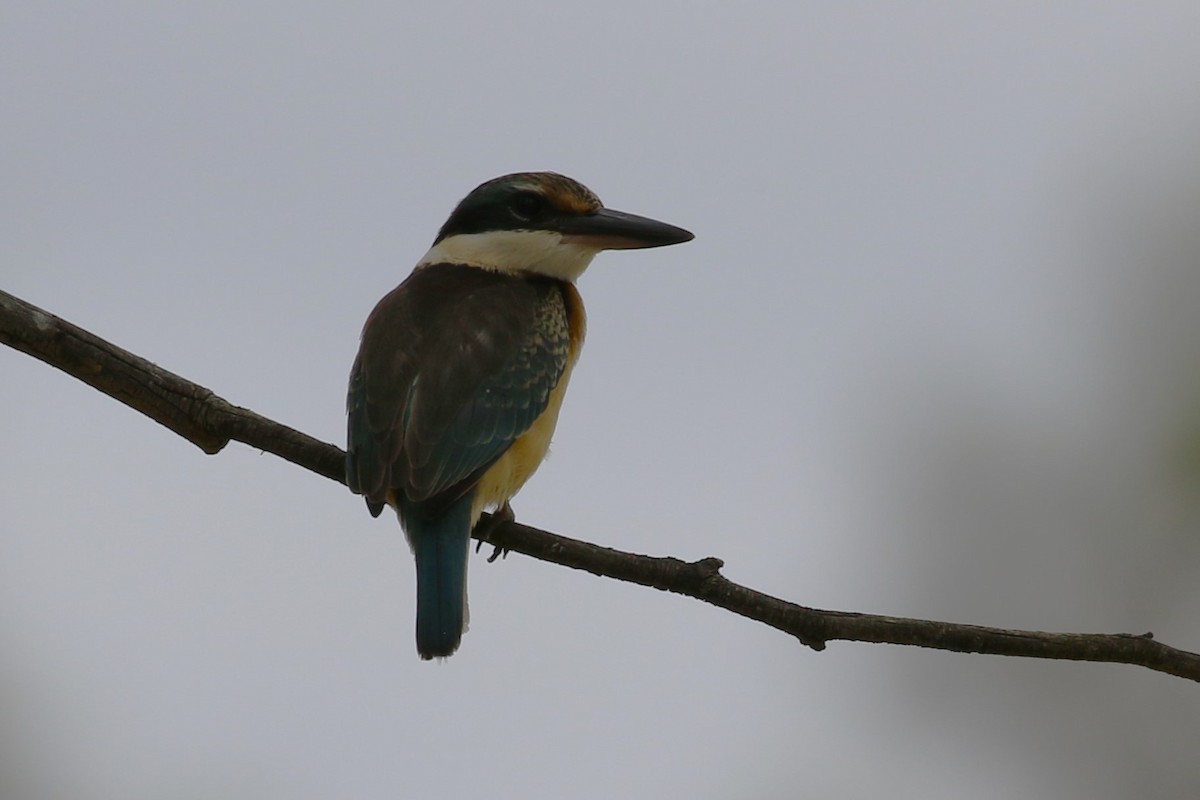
4,3 -> 1200,798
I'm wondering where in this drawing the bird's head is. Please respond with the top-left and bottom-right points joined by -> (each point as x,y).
418,172 -> 694,282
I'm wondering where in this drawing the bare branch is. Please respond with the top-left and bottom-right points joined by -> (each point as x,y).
0,289 -> 344,482
3,287 -> 1199,682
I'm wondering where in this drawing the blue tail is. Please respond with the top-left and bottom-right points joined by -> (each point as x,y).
403,497 -> 473,660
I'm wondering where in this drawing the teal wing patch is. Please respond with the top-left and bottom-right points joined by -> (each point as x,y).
415,301 -> 570,501
346,266 -> 570,517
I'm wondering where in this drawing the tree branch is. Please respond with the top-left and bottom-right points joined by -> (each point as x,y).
4,287 -> 1198,682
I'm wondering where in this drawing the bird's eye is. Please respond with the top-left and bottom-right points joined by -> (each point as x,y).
509,192 -> 545,222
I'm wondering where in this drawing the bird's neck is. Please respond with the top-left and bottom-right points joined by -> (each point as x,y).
417,230 -> 598,283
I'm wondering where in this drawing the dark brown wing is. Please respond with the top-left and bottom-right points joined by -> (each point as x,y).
346,264 -> 570,517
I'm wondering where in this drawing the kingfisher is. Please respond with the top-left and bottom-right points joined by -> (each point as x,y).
345,172 -> 693,659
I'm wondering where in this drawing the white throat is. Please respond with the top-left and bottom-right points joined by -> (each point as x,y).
417,230 -> 599,282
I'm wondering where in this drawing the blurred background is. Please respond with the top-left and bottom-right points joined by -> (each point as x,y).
4,3 -> 1200,798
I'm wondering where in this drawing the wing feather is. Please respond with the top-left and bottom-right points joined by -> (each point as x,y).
346,265 -> 569,517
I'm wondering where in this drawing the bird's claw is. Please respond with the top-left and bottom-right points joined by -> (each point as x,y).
473,502 -> 515,562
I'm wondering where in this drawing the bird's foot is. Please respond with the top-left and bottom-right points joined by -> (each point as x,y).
473,502 -> 514,562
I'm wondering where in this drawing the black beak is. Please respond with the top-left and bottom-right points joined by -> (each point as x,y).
558,207 -> 694,250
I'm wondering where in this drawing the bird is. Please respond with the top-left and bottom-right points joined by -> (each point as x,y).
345,172 -> 694,659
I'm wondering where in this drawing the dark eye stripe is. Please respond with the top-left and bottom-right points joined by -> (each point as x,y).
434,174 -> 593,245
509,192 -> 547,222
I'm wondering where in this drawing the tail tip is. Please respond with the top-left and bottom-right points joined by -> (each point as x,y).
417,629 -> 463,661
